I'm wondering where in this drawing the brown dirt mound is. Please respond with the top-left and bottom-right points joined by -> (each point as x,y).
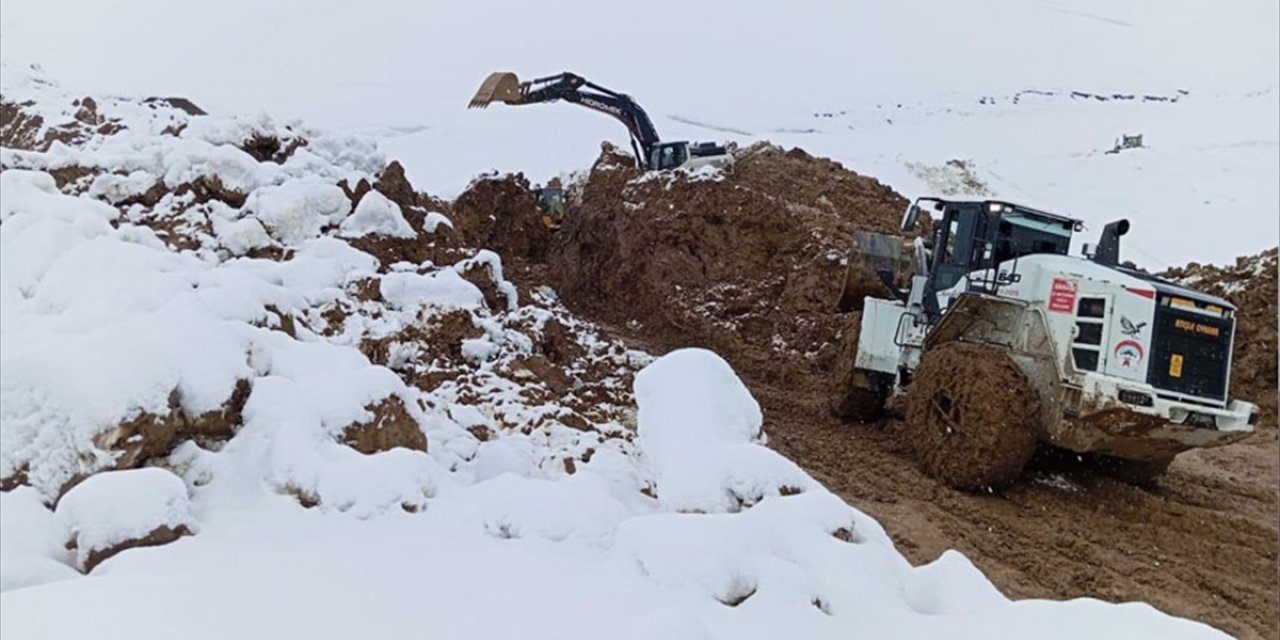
345,162 -> 464,269
902,342 -> 1041,489
451,173 -> 549,270
1161,248 -> 1278,428
14,381 -> 254,506
341,395 -> 427,454
0,95 -> 117,151
546,142 -> 909,385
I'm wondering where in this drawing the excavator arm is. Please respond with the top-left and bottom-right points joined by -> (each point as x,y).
469,71 -> 663,169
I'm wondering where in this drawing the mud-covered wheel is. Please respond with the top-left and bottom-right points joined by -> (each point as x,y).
902,341 -> 1041,490
1092,454 -> 1175,487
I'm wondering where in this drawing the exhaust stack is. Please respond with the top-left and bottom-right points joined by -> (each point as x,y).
1093,218 -> 1129,266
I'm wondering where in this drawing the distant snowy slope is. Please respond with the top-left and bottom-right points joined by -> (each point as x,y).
2,0 -> 1276,265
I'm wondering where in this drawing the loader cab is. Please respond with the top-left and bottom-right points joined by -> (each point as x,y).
904,198 -> 1081,319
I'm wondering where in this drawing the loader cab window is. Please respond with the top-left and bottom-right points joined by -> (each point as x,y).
992,212 -> 1072,264
931,205 -> 980,290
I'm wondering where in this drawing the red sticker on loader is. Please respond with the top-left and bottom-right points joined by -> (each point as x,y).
1049,277 -> 1077,313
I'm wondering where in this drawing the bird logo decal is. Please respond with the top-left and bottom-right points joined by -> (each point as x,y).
1120,315 -> 1147,337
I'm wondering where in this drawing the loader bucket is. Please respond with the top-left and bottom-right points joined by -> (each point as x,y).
836,230 -> 916,312
469,72 -> 525,108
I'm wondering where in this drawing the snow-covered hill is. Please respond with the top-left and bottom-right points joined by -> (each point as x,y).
2,0 -> 1276,266
0,62 -> 1240,639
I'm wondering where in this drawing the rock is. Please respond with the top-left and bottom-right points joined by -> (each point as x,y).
340,395 -> 428,454
56,468 -> 195,573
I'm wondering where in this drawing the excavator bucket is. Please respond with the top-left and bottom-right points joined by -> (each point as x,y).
836,231 -> 918,312
469,72 -> 525,109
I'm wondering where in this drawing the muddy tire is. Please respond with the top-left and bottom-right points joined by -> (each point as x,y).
902,341 -> 1040,490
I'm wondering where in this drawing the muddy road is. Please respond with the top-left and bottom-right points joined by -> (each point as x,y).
605,321 -> 1277,639
760,384 -> 1278,640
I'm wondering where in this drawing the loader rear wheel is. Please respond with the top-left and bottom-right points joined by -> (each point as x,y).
902,342 -> 1040,490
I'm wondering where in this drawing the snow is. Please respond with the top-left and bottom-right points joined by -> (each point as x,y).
0,487 -> 78,591
379,269 -> 485,311
246,179 -> 351,245
424,211 -> 453,233
55,468 -> 194,570
635,348 -> 816,512
336,190 -> 415,239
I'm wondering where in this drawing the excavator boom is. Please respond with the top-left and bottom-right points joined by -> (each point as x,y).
467,71 -> 664,168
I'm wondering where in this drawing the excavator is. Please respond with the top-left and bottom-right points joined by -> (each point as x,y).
469,71 -> 733,172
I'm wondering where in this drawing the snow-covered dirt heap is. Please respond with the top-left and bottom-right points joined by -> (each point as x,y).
548,143 -> 912,388
448,142 -> 919,395
0,65 -> 1233,638
1162,248 -> 1279,428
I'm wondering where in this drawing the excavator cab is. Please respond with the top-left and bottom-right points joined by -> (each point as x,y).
533,182 -> 565,229
650,142 -> 689,171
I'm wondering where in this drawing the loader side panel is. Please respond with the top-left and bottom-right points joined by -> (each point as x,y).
855,298 -> 909,375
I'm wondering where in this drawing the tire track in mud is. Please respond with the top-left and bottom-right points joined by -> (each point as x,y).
752,380 -> 1278,640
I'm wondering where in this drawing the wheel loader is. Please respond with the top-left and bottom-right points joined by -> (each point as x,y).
838,198 -> 1257,489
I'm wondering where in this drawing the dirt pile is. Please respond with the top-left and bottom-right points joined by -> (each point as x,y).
450,172 -> 550,274
341,395 -> 428,454
0,95 -> 124,152
540,142 -> 909,386
1162,248 -> 1278,427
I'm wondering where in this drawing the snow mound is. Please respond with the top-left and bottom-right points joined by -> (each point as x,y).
0,487 -> 77,591
338,190 -> 415,239
635,348 -> 816,512
55,468 -> 194,572
246,179 -> 350,245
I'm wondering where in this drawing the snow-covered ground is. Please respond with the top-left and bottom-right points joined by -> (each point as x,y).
2,0 -> 1275,266
0,62 -> 1242,638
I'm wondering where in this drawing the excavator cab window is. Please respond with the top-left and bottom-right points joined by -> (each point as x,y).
651,143 -> 687,170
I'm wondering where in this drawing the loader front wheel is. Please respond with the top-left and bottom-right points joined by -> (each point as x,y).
902,342 -> 1040,490
1091,454 -> 1175,487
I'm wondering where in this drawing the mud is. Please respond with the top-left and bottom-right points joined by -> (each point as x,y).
450,173 -> 550,280
546,142 -> 909,387
340,395 -> 428,454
